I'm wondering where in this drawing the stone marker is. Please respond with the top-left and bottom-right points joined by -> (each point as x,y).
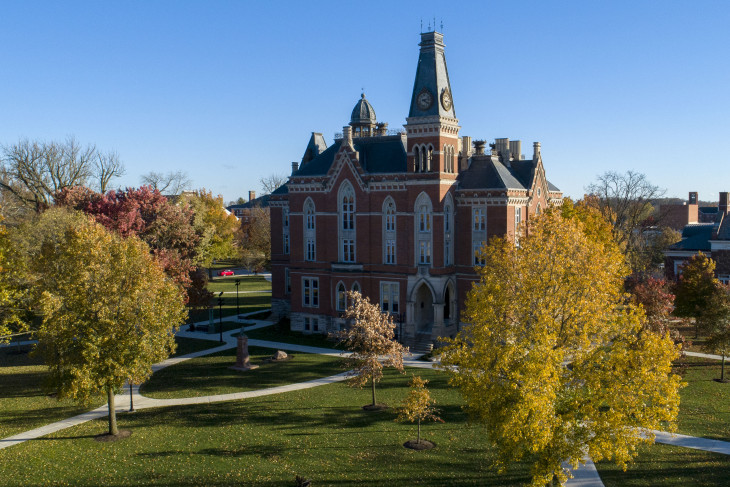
229,332 -> 259,372
272,350 -> 288,361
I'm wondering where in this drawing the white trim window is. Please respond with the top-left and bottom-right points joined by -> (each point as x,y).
304,199 -> 316,261
283,208 -> 290,254
444,197 -> 453,266
336,282 -> 347,311
285,268 -> 291,294
415,193 -> 433,266
514,206 -> 522,247
385,239 -> 396,264
380,282 -> 400,314
472,205 -> 487,266
303,277 -> 319,308
338,182 -> 356,262
383,198 -> 396,264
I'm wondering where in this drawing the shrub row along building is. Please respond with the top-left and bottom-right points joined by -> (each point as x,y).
269,31 -> 562,350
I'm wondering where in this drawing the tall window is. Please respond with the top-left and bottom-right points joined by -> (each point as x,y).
336,282 -> 347,311
444,197 -> 454,266
383,198 -> 396,264
472,205 -> 487,266
303,277 -> 319,307
380,282 -> 400,314
338,182 -> 356,262
426,145 -> 433,171
304,199 -> 316,261
515,206 -> 522,247
443,144 -> 455,173
415,193 -> 433,266
352,282 -> 360,295
283,208 -> 290,254
285,268 -> 291,294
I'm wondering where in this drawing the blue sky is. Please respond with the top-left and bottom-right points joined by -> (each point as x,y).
1,1 -> 728,204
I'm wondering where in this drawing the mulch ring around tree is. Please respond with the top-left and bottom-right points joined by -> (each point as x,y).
362,403 -> 389,411
95,430 -> 132,442
403,439 -> 435,450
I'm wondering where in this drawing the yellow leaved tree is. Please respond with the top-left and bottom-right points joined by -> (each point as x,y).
32,212 -> 186,437
396,375 -> 442,449
439,206 -> 682,487
333,291 -> 408,409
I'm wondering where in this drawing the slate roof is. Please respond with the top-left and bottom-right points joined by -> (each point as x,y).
457,156 -> 560,193
227,194 -> 271,210
669,223 -> 715,251
350,94 -> 376,124
301,133 -> 327,165
293,136 -> 407,176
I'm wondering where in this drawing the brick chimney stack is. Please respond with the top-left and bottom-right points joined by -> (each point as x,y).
720,192 -> 729,216
689,192 -> 698,205
249,190 -> 256,202
291,161 -> 299,174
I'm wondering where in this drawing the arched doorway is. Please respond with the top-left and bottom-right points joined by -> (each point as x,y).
414,282 -> 434,336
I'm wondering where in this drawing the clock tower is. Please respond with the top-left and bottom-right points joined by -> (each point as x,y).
405,31 -> 460,175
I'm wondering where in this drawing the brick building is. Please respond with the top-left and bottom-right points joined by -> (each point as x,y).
269,31 -> 562,349
665,191 -> 730,283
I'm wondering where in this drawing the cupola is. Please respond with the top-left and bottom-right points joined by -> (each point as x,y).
349,93 -> 377,137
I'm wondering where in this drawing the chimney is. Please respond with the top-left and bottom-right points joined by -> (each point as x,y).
248,190 -> 256,202
720,192 -> 729,216
473,140 -> 486,155
689,192 -> 698,205
291,161 -> 299,174
459,136 -> 471,171
533,142 -> 541,161
509,140 -> 522,160
494,138 -> 509,157
342,126 -> 353,149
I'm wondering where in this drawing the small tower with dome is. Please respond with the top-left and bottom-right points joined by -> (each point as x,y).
350,93 -> 377,137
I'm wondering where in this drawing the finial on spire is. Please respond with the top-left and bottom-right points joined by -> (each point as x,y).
440,19 -> 443,31
420,19 -> 423,33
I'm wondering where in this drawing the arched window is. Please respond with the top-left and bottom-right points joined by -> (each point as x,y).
352,282 -> 360,295
383,197 -> 396,264
444,194 -> 454,266
304,198 -> 316,261
336,282 -> 347,311
415,193 -> 433,266
414,146 -> 422,172
426,145 -> 433,172
338,182 -> 356,262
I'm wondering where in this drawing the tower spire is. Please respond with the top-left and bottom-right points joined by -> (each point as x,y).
407,31 -> 455,119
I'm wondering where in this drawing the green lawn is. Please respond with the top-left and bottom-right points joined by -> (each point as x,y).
596,443 -> 730,486
676,357 -> 730,441
0,337 -> 220,439
189,291 -> 271,322
140,346 -> 344,399
0,346 -> 106,439
244,325 -> 344,350
0,368 -> 537,486
207,275 -> 271,294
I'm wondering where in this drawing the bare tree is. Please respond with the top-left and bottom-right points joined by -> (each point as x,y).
259,173 -> 288,195
585,170 -> 666,271
140,170 -> 191,195
1,137 -> 123,213
94,150 -> 125,193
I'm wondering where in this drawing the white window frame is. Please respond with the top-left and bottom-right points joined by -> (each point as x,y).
380,282 -> 400,314
302,277 -> 319,308
336,282 -> 347,311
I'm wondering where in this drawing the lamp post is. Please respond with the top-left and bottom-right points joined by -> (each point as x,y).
235,279 -> 241,318
129,381 -> 134,412
218,291 -> 224,343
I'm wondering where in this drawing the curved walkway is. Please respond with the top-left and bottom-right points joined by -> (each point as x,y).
2,324 -> 730,487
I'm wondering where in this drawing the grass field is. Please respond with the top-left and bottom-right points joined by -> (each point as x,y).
675,357 -> 730,441
244,325 -> 344,350
140,346 -> 344,399
0,337 -> 221,439
0,368 -> 539,486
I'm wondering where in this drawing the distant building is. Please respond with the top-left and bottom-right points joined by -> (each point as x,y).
268,31 -> 562,350
665,192 -> 730,283
227,191 -> 270,223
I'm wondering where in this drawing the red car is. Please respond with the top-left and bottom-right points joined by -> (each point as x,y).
219,270 -> 234,276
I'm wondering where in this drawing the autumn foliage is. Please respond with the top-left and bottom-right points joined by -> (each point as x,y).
332,291 -> 409,408
440,207 -> 682,487
396,375 -> 443,446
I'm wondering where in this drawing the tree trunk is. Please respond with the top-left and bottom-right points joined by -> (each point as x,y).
722,354 -> 726,382
107,385 -> 118,436
371,374 -> 376,406
417,418 -> 421,444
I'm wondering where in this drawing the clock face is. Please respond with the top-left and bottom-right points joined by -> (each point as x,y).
441,89 -> 452,110
416,88 -> 433,111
